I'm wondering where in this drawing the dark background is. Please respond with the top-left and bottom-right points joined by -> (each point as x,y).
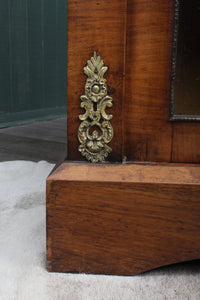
174,0 -> 200,116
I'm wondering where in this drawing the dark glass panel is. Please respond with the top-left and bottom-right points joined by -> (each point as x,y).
172,0 -> 200,119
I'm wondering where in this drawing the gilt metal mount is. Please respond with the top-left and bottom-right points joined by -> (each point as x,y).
78,52 -> 114,163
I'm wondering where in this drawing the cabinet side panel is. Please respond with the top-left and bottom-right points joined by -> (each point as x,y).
124,0 -> 174,162
67,0 -> 127,162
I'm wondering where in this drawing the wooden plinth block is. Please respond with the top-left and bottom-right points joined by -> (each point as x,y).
46,162 -> 200,275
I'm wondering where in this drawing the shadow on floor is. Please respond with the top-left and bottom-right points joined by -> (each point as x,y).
0,118 -> 67,163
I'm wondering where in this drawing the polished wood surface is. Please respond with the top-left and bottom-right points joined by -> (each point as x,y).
48,162 -> 200,184
66,0 -> 200,163
124,0 -> 200,163
46,0 -> 200,276
124,0 -> 174,162
67,0 -> 127,162
47,162 -> 200,275
172,123 -> 200,163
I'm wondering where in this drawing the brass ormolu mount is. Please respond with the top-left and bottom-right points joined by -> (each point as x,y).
78,52 -> 114,163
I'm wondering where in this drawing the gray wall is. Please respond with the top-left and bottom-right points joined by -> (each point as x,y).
0,0 -> 67,127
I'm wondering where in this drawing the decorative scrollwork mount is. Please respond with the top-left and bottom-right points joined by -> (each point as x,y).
78,52 -> 114,163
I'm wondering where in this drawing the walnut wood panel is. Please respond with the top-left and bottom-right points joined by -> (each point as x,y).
47,162 -> 200,275
172,123 -> 200,163
123,0 -> 174,162
66,0 -> 200,164
67,0 -> 127,162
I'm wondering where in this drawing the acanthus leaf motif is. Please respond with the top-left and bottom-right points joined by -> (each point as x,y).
78,52 -> 114,163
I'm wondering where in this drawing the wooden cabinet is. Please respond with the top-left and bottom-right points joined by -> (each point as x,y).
47,0 -> 200,275
66,0 -> 200,163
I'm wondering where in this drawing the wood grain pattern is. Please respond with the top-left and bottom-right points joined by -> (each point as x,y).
46,0 -> 200,276
48,162 -> 200,185
67,0 -> 127,162
124,0 -> 174,162
123,0 -> 200,163
47,162 -> 200,275
66,0 -> 200,164
172,123 -> 200,163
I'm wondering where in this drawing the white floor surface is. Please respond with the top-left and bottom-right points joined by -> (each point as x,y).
0,160 -> 200,300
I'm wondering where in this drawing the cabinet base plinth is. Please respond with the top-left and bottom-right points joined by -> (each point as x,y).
46,162 -> 200,275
